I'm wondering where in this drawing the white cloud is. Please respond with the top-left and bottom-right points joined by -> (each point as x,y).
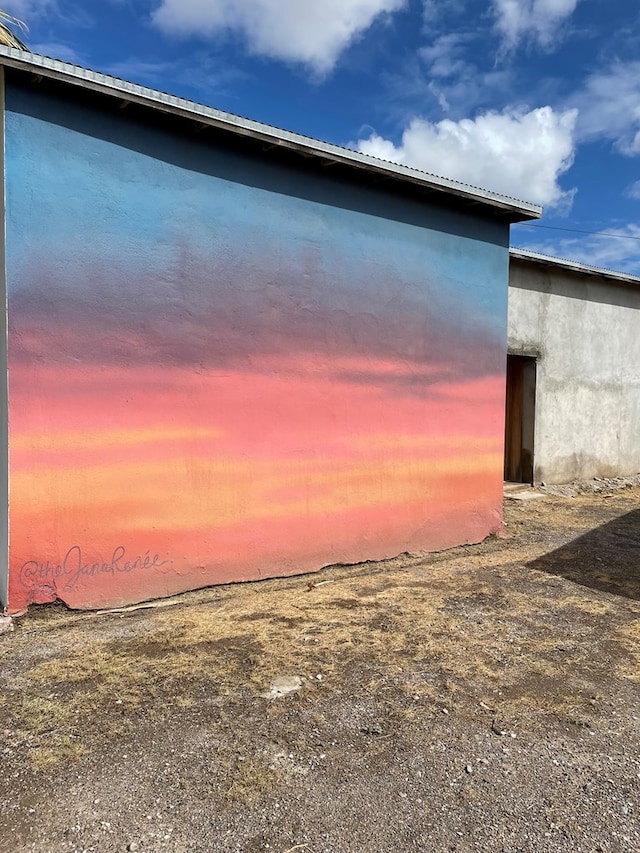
2,0 -> 52,20
412,31 -> 513,117
572,62 -> 640,155
31,41 -> 81,63
103,53 -> 246,100
419,33 -> 470,80
152,0 -> 407,74
515,224 -> 640,274
625,181 -> 640,201
422,0 -> 465,25
493,0 -> 579,49
357,106 -> 577,208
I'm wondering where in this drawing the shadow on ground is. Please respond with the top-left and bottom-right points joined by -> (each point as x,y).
528,507 -> 640,600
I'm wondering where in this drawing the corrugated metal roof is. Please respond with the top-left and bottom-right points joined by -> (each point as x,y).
0,46 -> 541,223
510,248 -> 640,286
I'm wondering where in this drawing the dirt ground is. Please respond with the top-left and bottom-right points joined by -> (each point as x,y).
1,485 -> 639,853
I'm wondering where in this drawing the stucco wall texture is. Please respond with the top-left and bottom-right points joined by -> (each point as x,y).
5,81 -> 510,613
508,259 -> 640,485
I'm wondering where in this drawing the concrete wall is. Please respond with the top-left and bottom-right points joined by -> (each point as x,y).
508,258 -> 640,484
4,78 -> 511,613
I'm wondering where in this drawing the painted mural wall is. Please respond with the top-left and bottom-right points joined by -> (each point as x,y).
4,80 -> 510,613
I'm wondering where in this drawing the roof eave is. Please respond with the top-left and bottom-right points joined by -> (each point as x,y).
510,248 -> 640,286
0,47 -> 541,224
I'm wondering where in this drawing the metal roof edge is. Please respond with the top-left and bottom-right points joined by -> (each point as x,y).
0,46 -> 542,222
510,248 -> 640,286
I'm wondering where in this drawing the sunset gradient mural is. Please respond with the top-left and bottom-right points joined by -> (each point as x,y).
4,81 -> 510,612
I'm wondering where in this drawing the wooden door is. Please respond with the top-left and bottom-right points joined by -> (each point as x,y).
504,355 -> 536,483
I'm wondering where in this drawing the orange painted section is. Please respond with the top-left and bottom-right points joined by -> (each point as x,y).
8,360 -> 504,610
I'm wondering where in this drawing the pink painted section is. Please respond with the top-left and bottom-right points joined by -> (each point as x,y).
8,360 -> 505,611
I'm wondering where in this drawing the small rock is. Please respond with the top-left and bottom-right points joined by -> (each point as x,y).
127,843 -> 139,852
465,764 -> 473,774
262,676 -> 303,699
0,616 -> 13,635
506,490 -> 546,502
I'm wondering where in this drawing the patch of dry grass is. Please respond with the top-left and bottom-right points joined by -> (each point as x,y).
2,489 -> 640,768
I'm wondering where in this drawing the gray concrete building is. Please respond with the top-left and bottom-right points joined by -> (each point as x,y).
507,249 -> 640,485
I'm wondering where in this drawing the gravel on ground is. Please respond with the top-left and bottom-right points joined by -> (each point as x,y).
1,483 -> 639,853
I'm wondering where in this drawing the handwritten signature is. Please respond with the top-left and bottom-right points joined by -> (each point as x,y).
19,545 -> 168,590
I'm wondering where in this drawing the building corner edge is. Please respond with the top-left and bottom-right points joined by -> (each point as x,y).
0,66 -> 9,612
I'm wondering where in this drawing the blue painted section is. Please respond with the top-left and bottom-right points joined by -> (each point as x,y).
5,83 -> 509,339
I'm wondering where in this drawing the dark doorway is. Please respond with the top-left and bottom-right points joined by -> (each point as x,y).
504,354 -> 536,483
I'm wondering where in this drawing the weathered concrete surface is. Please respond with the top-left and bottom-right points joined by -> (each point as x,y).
1,488 -> 639,853
508,257 -> 640,484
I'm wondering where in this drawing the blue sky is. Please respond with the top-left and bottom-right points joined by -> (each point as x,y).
5,0 -> 640,273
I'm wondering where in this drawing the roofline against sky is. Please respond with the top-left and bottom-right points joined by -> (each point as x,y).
0,46 -> 542,224
510,248 -> 640,287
